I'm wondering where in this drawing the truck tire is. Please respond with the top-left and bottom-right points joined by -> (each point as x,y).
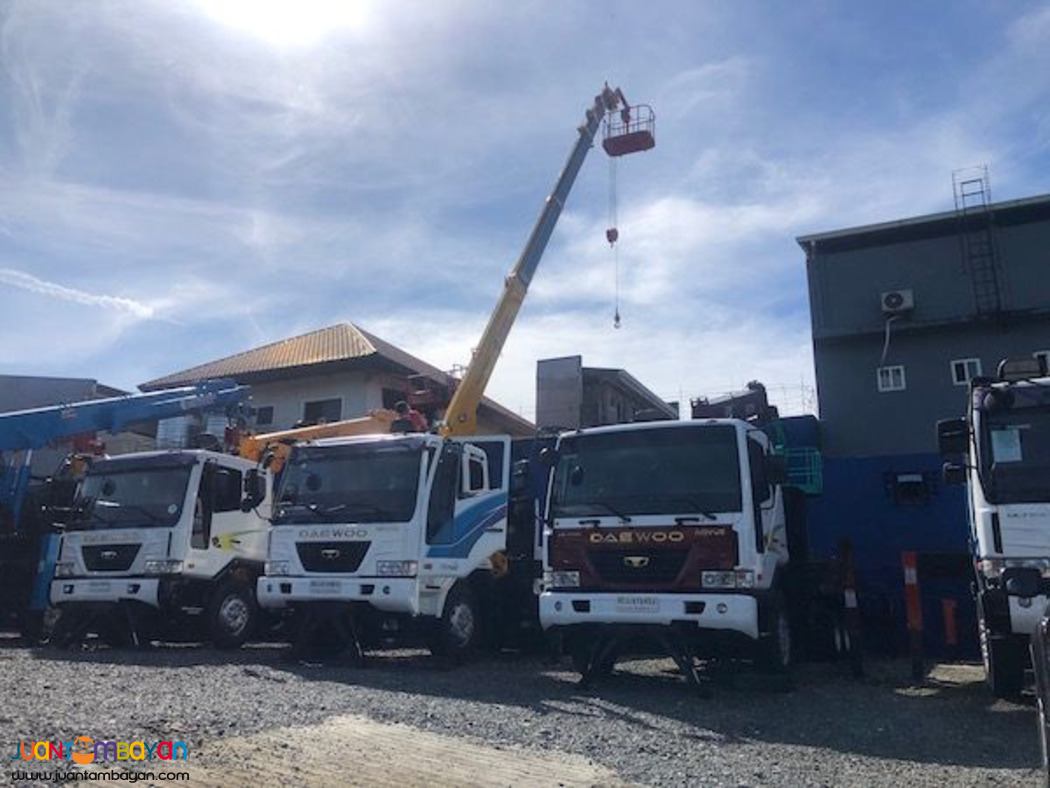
208,582 -> 257,649
983,632 -> 1026,700
430,583 -> 480,662
978,602 -> 1026,699
756,595 -> 793,674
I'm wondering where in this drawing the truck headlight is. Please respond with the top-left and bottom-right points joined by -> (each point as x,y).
376,560 -> 418,577
544,570 -> 580,589
734,570 -> 755,589
265,560 -> 291,576
143,560 -> 184,575
702,571 -> 736,589
53,562 -> 76,578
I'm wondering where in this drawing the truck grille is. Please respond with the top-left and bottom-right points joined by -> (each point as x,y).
82,544 -> 141,572
588,549 -> 689,585
296,541 -> 369,573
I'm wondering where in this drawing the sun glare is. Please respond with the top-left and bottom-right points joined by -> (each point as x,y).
195,0 -> 373,47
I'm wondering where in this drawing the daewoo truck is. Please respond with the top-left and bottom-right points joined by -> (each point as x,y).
258,433 -> 512,657
0,379 -> 250,642
539,419 -> 794,686
256,84 -> 654,660
50,449 -> 270,648
939,356 -> 1050,698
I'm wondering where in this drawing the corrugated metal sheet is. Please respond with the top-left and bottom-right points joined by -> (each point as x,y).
140,324 -> 378,390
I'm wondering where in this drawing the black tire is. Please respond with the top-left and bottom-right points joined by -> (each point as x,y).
208,582 -> 257,649
984,634 -> 1026,699
49,608 -> 88,649
569,643 -> 616,677
756,595 -> 793,674
430,583 -> 480,662
978,603 -> 1026,699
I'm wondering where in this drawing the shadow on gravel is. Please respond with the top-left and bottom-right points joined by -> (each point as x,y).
22,639 -> 1039,772
268,650 -> 1038,772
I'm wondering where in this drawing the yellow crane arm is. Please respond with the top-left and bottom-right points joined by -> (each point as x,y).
440,85 -> 632,437
238,409 -> 396,472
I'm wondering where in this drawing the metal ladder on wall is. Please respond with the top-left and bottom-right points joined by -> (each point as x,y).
952,166 -> 1004,316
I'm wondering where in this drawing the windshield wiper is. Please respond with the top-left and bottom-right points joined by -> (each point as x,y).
274,502 -> 326,523
578,501 -> 632,524
340,501 -> 400,520
666,497 -> 719,521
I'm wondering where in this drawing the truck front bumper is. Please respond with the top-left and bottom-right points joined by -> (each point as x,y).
257,575 -> 418,615
539,591 -> 759,639
51,577 -> 161,608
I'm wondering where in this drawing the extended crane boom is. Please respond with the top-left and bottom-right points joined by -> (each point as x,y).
439,84 -> 654,436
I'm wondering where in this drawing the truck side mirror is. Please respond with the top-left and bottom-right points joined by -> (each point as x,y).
241,468 -> 267,512
936,418 -> 968,456
766,454 -> 788,487
941,462 -> 967,486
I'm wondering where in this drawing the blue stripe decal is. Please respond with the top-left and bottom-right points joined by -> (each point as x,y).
427,494 -> 508,559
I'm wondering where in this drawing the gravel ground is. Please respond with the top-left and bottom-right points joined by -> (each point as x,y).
0,635 -> 1042,787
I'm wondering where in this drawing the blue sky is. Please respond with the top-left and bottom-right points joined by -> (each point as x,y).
1,1 -> 1048,420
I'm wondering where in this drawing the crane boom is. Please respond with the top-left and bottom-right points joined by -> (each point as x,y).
440,85 -> 643,437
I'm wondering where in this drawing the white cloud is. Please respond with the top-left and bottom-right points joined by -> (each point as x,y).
0,267 -> 154,318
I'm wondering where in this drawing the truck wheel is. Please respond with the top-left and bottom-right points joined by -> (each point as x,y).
983,632 -> 1026,699
208,582 -> 257,649
430,584 -> 480,662
757,597 -> 793,674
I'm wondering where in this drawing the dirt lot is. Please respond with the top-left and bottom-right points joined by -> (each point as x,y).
0,638 -> 1042,787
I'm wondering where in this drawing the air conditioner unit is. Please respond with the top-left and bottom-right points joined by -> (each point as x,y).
881,289 -> 914,314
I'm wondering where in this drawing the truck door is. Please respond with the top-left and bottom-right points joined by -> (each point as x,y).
425,437 -> 511,564
747,437 -> 784,565
189,461 -> 254,574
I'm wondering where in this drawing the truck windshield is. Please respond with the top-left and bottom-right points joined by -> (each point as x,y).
69,466 -> 192,529
274,442 -> 421,524
551,425 -> 742,518
979,404 -> 1050,505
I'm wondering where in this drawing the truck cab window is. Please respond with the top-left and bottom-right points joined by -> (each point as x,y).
212,466 -> 244,513
427,444 -> 460,543
748,438 -> 772,505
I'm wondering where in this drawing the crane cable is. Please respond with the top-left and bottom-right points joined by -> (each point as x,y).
607,156 -> 621,328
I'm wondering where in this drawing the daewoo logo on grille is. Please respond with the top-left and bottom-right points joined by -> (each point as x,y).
321,549 -> 341,560
588,530 -> 685,545
622,556 -> 650,568
100,550 -> 118,561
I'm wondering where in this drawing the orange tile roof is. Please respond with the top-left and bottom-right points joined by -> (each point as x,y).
140,323 -> 533,433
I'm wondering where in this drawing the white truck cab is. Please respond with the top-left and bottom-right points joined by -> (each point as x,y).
257,432 -> 511,657
50,450 -> 270,647
940,357 -> 1050,698
539,419 -> 793,682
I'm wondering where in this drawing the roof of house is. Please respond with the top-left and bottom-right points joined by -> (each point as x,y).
140,323 -> 534,434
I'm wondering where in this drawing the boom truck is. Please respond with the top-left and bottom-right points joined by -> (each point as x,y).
256,85 -> 655,659
49,404 -> 402,648
939,357 -> 1050,698
0,379 -> 250,640
538,410 -> 799,687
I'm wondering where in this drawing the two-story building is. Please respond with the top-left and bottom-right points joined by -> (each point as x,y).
798,189 -> 1050,655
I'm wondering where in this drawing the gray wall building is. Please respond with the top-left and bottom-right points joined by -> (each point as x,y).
799,192 -> 1050,458
536,355 -> 677,430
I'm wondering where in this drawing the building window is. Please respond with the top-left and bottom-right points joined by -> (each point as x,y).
254,406 -> 274,427
950,358 -> 982,386
303,398 -> 342,424
876,365 -> 906,392
1035,351 -> 1050,373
